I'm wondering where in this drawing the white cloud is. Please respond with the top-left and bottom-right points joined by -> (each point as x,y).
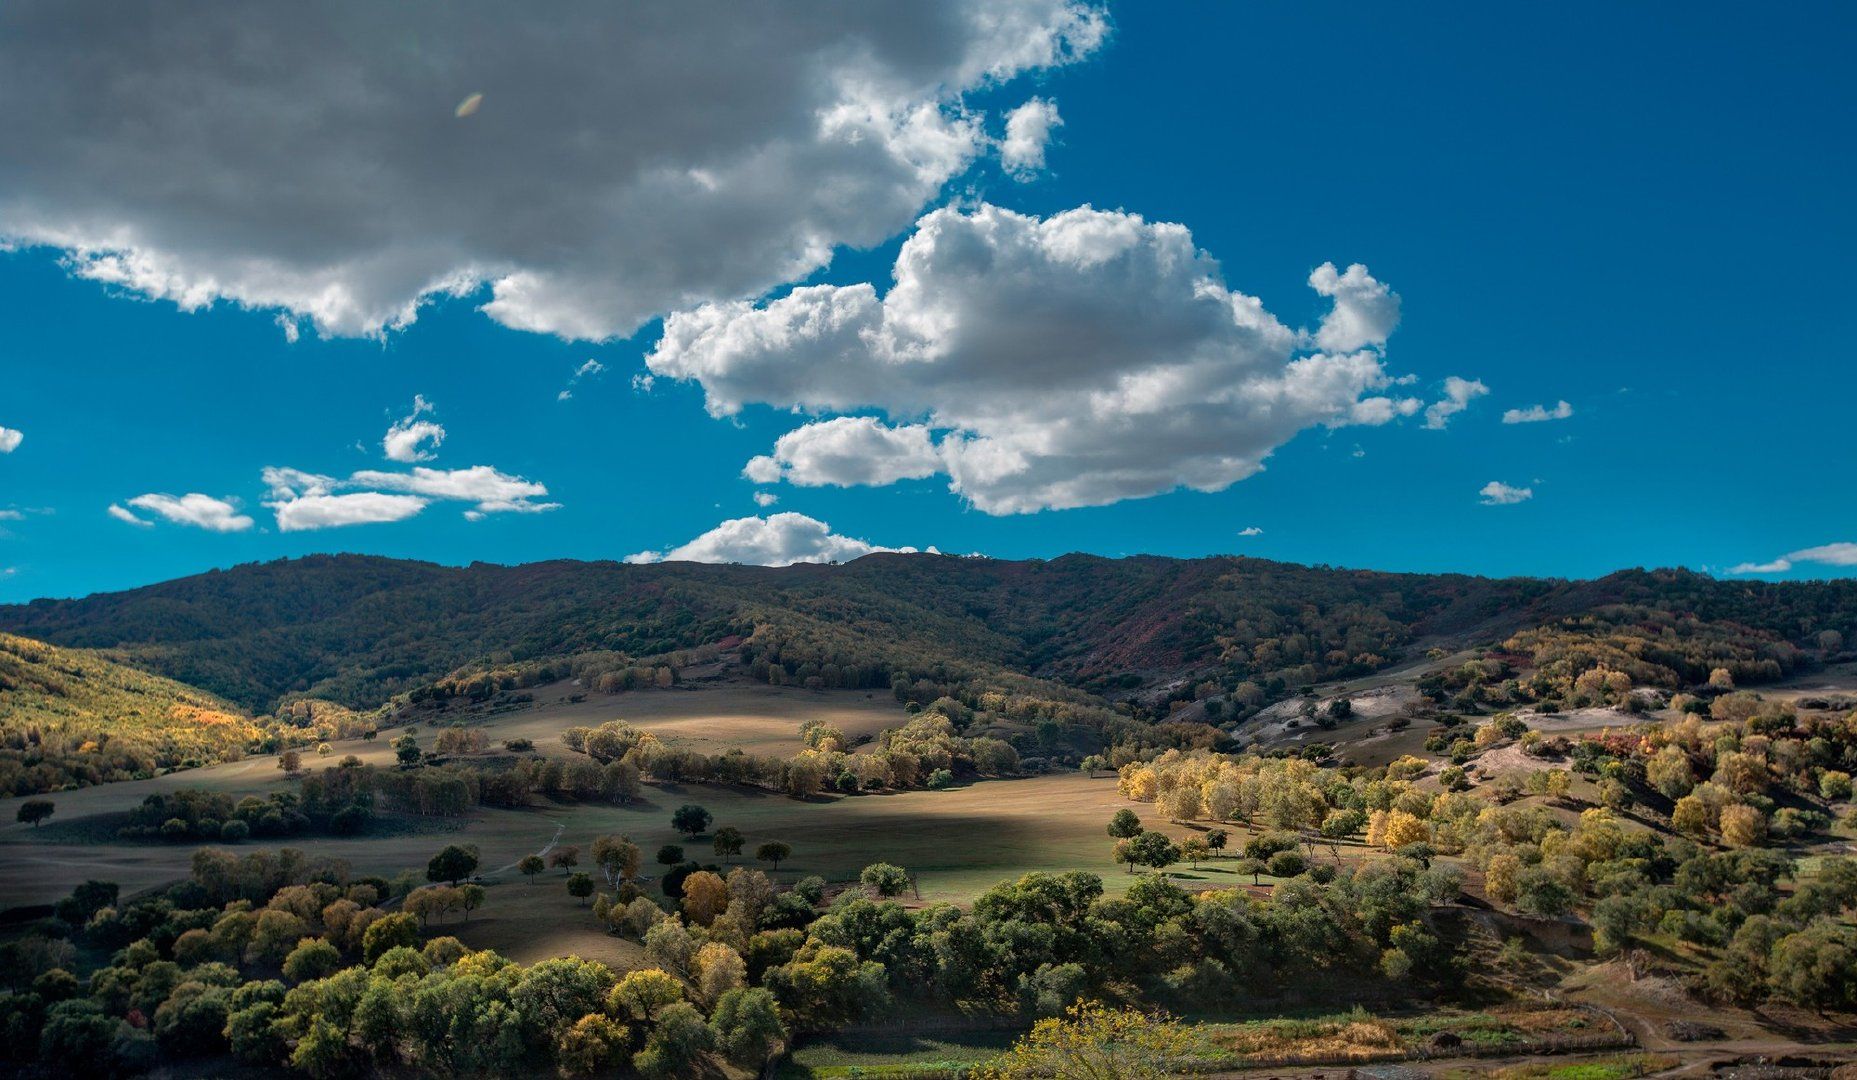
1001,97 -> 1062,178
122,493 -> 254,532
1730,542 -> 1857,575
0,426 -> 22,453
651,203 -> 1435,514
263,463 -> 557,528
1502,400 -> 1574,424
1238,526 -> 1263,537
1424,376 -> 1489,429
273,492 -> 428,533
559,358 -> 606,401
0,1 -> 1106,341
1478,480 -> 1533,506
108,503 -> 154,528
1792,542 -> 1857,566
382,395 -> 445,462
745,417 -> 942,488
1309,261 -> 1401,353
626,512 -> 919,566
351,465 -> 558,517
753,492 -> 780,507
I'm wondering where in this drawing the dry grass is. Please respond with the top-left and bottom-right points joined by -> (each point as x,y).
1213,1015 -> 1403,1060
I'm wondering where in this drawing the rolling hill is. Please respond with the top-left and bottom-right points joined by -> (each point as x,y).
1,553 -> 1852,721
0,631 -> 263,793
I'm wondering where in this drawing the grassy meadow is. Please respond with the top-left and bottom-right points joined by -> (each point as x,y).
2,682 -> 1244,918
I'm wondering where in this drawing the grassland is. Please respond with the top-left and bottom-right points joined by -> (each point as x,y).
459,678 -> 909,758
1,682 -> 1194,917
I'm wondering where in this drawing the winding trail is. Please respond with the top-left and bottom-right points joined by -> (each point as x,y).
485,820 -> 564,880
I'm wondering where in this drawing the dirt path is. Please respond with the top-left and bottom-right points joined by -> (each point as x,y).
483,820 -> 564,880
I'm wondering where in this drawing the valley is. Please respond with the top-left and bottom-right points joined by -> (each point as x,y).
2,553 -> 1856,1077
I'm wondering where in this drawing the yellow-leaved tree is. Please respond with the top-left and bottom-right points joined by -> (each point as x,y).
974,1001 -> 1203,1080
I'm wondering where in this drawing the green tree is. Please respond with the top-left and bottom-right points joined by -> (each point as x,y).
362,912 -> 420,963
1512,868 -> 1574,919
671,804 -> 713,838
709,986 -> 786,1066
281,937 -> 342,982
1266,850 -> 1305,878
656,844 -> 685,867
756,841 -> 792,870
609,967 -> 684,1021
427,843 -> 480,885
1126,830 -> 1180,874
860,862 -> 911,899
16,799 -> 54,827
393,732 -> 422,766
555,1013 -> 629,1079
459,883 -> 485,920
512,956 -> 618,1049
1107,808 -> 1142,839
633,1002 -> 715,1078
1768,923 -> 1857,1013
592,835 -> 642,888
712,825 -> 745,860
567,872 -> 595,906
518,854 -> 545,883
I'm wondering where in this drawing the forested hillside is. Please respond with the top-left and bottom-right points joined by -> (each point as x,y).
3,555 -> 1853,721
0,633 -> 262,794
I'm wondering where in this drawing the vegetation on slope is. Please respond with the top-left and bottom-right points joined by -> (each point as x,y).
6,555 -> 1853,720
0,633 -> 262,795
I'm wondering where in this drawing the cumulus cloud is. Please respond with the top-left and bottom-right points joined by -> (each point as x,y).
1309,261 -> 1401,353
263,463 -> 556,528
0,1 -> 1106,341
558,359 -> 606,401
744,416 -> 942,488
650,203 -> 1450,514
382,395 -> 445,462
1424,376 -> 1489,429
1729,542 -> 1857,576
1001,97 -> 1062,178
0,426 -> 21,453
625,512 -> 919,566
118,493 -> 254,532
1478,481 -> 1533,506
753,492 -> 780,507
273,492 -> 429,533
1502,400 -> 1574,424
1238,526 -> 1264,537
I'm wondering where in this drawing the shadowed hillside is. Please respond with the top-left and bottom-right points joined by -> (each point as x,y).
2,554 -> 1853,719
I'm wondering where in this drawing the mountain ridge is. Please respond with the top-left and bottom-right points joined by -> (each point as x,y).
2,552 -> 1852,720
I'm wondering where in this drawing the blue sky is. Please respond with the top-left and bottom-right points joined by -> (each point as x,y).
2,2 -> 1854,601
